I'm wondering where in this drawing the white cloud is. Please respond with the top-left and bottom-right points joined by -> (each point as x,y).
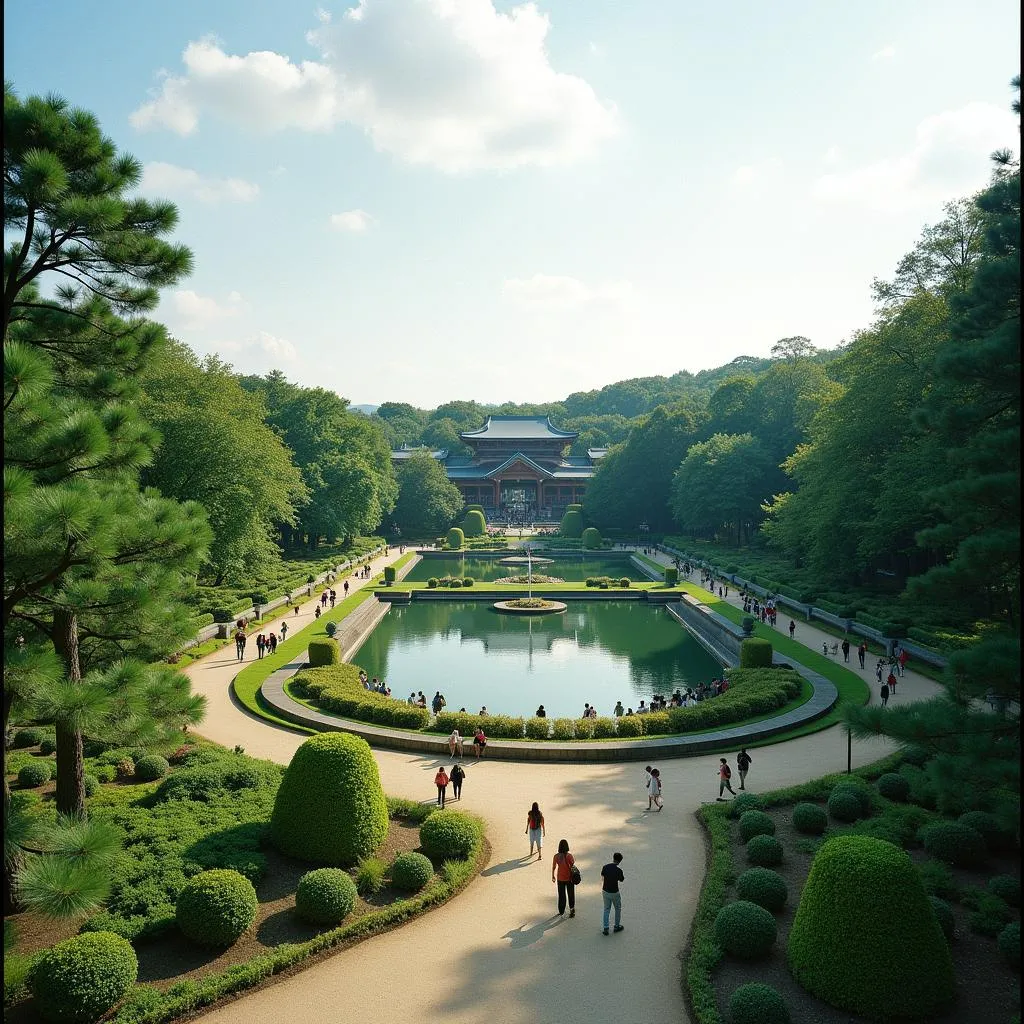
812,102 -> 1017,210
141,161 -> 259,203
871,44 -> 897,61
329,209 -> 374,232
822,145 -> 842,165
218,330 -> 298,362
129,2 -> 618,172
169,289 -> 244,329
502,274 -> 634,308
731,157 -> 783,186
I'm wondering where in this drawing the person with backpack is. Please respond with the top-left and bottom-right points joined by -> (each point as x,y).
551,838 -> 577,917
736,748 -> 752,790
433,766 -> 449,807
525,802 -> 545,860
234,628 -> 246,662
717,758 -> 736,800
449,762 -> 465,801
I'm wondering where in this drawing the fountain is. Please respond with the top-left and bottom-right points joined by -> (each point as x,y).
493,542 -> 566,615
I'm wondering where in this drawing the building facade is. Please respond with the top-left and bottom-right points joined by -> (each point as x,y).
392,416 -> 607,522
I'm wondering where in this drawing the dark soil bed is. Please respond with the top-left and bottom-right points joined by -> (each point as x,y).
713,803 -> 1021,1023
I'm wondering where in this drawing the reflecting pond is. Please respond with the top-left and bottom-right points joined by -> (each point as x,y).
403,554 -> 648,583
348,600 -> 723,719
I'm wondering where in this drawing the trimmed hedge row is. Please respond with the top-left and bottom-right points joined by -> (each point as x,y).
292,665 -> 431,730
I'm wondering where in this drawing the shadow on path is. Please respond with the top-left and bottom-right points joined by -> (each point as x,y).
482,856 -> 535,877
502,915 -> 564,948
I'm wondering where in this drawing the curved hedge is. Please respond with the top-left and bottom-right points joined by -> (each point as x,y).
134,754 -> 169,782
792,802 -> 828,835
738,810 -> 776,844
736,868 -> 788,912
271,733 -> 388,866
876,772 -> 910,802
390,852 -> 434,892
788,836 -> 954,1020
176,869 -> 258,947
728,983 -> 790,1024
307,639 -> 340,668
419,810 -> 480,861
295,868 -> 357,925
746,835 -> 783,866
713,900 -> 777,959
739,638 -> 773,668
29,932 -> 138,1023
293,664 -> 431,730
920,821 -> 987,867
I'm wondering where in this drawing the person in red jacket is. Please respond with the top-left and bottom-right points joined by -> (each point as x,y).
551,839 -> 577,917
717,758 -> 736,800
434,766 -> 449,807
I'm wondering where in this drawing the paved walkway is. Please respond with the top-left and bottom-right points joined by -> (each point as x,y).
186,546 -> 945,1024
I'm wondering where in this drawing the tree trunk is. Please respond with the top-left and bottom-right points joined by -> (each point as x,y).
51,608 -> 86,819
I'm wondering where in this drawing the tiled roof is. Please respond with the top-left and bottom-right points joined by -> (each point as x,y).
459,416 -> 578,441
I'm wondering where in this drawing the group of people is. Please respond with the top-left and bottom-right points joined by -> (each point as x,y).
359,671 -> 392,697
446,727 -> 488,758
610,678 -> 732,718
432,762 -> 466,806
742,594 -> 777,625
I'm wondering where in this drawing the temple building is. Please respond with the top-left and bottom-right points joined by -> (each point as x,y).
391,416 -> 607,522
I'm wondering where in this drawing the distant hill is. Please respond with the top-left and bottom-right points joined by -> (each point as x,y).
350,404 -> 379,415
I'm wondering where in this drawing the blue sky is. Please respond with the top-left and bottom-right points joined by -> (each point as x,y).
4,0 -> 1019,407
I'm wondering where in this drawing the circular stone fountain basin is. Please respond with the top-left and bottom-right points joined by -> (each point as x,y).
493,599 -> 567,614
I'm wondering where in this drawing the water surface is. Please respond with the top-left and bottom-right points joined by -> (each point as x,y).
404,553 -> 647,583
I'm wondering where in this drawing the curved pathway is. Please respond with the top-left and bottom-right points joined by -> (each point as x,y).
185,547 -> 944,1024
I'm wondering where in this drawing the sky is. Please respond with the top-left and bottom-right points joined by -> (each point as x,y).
4,1 -> 1020,408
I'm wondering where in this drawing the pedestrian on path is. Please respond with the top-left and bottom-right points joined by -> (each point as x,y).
898,647 -> 909,677
789,620 -> 796,639
858,641 -> 866,668
648,768 -> 663,811
280,621 -> 288,640
268,632 -> 278,655
343,580 -> 349,597
841,638 -> 850,662
887,668 -> 898,697
526,802 -> 545,859
600,852 -> 625,935
552,839 -> 577,917
448,729 -> 463,758
450,762 -> 465,800
880,680 -> 890,706
434,766 -> 449,807
256,634 -> 266,659
717,758 -> 736,800
234,629 -> 246,661
644,765 -> 654,808
875,659 -> 884,683
329,589 -> 336,609
736,748 -> 752,790
315,605 -> 321,619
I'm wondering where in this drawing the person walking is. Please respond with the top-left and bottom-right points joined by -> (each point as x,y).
551,839 -> 577,918
717,758 -> 736,800
329,589 -> 336,609
841,638 -> 850,663
280,621 -> 288,640
880,679 -> 890,707
875,659 -> 884,683
897,647 -> 909,677
234,629 -> 246,662
887,667 -> 898,697
450,762 -> 465,801
600,852 -> 625,935
268,632 -> 277,655
448,729 -> 463,758
434,766 -> 449,807
343,579 -> 349,597
648,768 -> 663,811
789,620 -> 796,640
736,748 -> 752,790
857,641 -> 866,668
256,633 -> 266,660
314,605 -> 321,619
526,802 -> 545,860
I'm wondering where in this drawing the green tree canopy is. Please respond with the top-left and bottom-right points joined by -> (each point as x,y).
391,452 -> 463,537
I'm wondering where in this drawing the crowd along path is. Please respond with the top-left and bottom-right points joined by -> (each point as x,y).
185,546 -> 944,1024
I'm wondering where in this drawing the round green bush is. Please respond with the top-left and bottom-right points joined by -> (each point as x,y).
307,639 -> 340,667
615,715 -> 644,737
324,620 -> 338,637
559,509 -> 583,538
959,811 -> 1016,852
831,778 -> 874,816
461,509 -> 486,538
788,836 -> 953,1020
29,931 -> 138,1023
739,638 -> 773,668
929,895 -> 955,940
83,774 -> 100,797
877,772 -> 911,802
18,761 -> 51,788
581,526 -> 602,549
271,733 -> 388,866
390,852 -> 434,892
175,869 -> 258,947
736,868 -> 788,912
39,738 -> 57,756
446,527 -> 465,549
713,900 -> 777,959
746,835 -> 783,866
997,921 -> 1020,967
920,821 -> 987,867
988,874 -> 1021,908
295,868 -> 358,925
419,809 -> 479,861
133,754 -> 169,782
792,802 -> 828,835
12,728 -> 44,749
826,789 -> 862,823
739,811 -> 776,844
729,792 -> 765,818
728,982 -> 790,1024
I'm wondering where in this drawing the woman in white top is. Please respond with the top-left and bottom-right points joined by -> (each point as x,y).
649,768 -> 663,811
448,729 -> 463,758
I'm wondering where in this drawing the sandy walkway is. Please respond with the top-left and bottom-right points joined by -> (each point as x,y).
186,547 -> 943,1024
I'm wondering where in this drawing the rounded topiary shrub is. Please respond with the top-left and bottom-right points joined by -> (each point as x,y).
134,754 -> 169,782
988,874 -> 1021,908
997,921 -> 1020,967
559,509 -> 583,538
929,895 -> 955,940
390,852 -> 434,892
29,931 -> 138,1023
788,835 -> 954,1020
831,778 -> 874,816
792,802 -> 828,835
728,982 -> 790,1024
581,526 -> 602,549
419,809 -> 480,861
746,835 -> 783,866
713,900 -> 777,959
271,733 -> 388,866
18,761 -> 51,788
176,869 -> 258,947
446,527 -> 465,550
12,728 -> 44,749
736,868 -> 788,912
295,868 -> 358,925
729,792 -> 765,818
920,821 -> 987,867
739,810 -> 776,844
877,772 -> 911,802
307,639 -> 340,667
959,811 -> 1016,852
461,509 -> 486,538
324,620 -> 338,637
39,737 -> 57,756
83,773 -> 100,797
739,638 -> 773,668
826,789 -> 862,823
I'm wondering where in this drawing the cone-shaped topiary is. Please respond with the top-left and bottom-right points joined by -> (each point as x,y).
271,733 -> 388,866
788,835 -> 954,1020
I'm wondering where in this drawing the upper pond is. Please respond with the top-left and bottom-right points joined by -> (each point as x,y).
403,553 -> 649,583
348,600 -> 723,719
